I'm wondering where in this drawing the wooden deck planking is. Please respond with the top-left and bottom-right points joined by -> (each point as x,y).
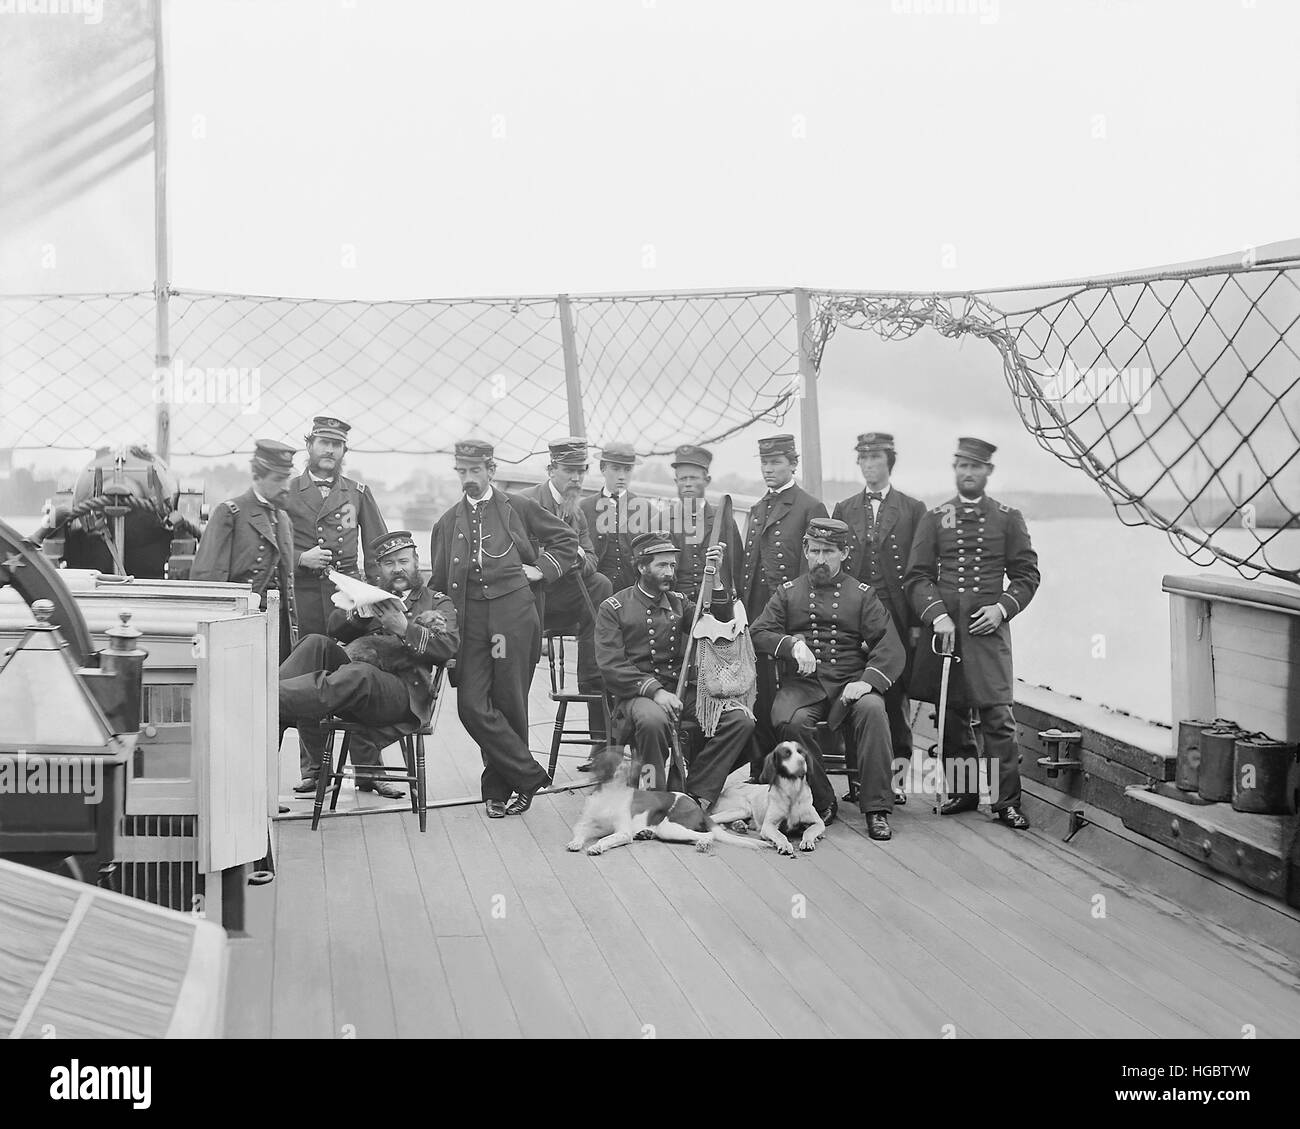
925,809 -> 1300,1037
318,818 -> 399,1040
481,807 -> 644,1039
269,823 -> 335,1039
361,812 -> 461,1038
838,817 -> 1158,1038
442,802 -> 589,1038
652,831 -> 905,1038
523,795 -> 714,1039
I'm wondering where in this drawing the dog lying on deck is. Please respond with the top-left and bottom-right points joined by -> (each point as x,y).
566,747 -> 760,856
710,741 -> 827,857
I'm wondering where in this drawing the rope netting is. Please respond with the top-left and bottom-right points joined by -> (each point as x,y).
0,289 -> 797,465
811,257 -> 1300,584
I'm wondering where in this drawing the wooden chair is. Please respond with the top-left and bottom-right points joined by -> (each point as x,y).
545,631 -> 610,780
310,664 -> 450,833
761,653 -> 857,797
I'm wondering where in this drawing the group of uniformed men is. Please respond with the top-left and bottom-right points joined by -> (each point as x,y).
191,414 -> 1039,840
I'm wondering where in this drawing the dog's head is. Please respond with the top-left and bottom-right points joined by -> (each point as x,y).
588,745 -> 656,789
760,740 -> 811,785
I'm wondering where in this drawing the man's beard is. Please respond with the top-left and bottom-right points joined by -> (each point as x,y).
386,571 -> 412,594
464,481 -> 484,498
810,562 -> 838,586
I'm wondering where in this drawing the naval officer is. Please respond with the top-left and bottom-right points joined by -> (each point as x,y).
904,437 -> 1040,829
668,443 -> 743,608
192,439 -> 300,658
737,434 -> 828,782
832,432 -> 927,803
751,518 -> 905,839
283,415 -> 389,640
579,440 -> 640,595
429,439 -> 580,818
594,532 -> 754,811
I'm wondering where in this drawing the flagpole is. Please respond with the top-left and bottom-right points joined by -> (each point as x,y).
153,0 -> 172,462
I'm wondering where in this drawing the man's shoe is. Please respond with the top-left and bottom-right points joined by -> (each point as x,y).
505,786 -> 541,815
577,759 -> 595,772
292,779 -> 319,794
485,799 -> 507,819
818,799 -> 838,827
997,805 -> 1030,830
893,788 -> 908,806
358,779 -> 406,799
841,783 -> 860,804
939,795 -> 979,816
866,812 -> 892,841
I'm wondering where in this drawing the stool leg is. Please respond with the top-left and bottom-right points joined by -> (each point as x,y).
330,730 -> 350,811
548,698 -> 567,781
415,734 -> 428,833
311,724 -> 336,831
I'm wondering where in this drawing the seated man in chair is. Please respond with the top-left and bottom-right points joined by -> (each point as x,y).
751,518 -> 904,840
594,531 -> 755,812
281,530 -> 459,796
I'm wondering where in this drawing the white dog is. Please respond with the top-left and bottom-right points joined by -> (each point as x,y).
709,741 -> 827,857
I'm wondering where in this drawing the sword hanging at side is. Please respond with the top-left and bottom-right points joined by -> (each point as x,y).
931,631 -> 960,813
669,494 -> 734,790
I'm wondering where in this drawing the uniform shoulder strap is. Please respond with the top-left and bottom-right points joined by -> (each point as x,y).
604,595 -> 622,610
225,500 -> 240,514
782,580 -> 794,589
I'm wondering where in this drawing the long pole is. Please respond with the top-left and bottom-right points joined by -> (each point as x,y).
794,288 -> 822,498
153,0 -> 171,461
557,294 -> 585,437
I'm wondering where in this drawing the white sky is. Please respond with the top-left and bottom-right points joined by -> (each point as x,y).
3,0 -> 1298,496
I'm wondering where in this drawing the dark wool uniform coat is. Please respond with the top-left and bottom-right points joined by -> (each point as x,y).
670,498 -> 744,605
192,487 -> 300,649
427,489 -> 579,632
832,486 -> 927,632
524,481 -> 599,579
737,483 -> 828,614
904,494 -> 1040,708
579,488 -> 639,592
283,472 -> 389,637
750,573 -> 905,722
325,580 -> 459,724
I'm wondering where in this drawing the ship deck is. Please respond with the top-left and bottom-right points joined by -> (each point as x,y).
225,675 -> 1300,1039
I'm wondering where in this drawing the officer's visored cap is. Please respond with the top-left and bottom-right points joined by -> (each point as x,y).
599,441 -> 638,467
548,436 -> 590,468
757,433 -> 797,458
309,415 -> 351,443
454,438 -> 495,463
370,530 -> 417,559
252,439 -> 297,474
954,436 -> 997,464
671,444 -> 713,470
854,432 -> 895,454
804,517 -> 851,549
631,531 -> 680,560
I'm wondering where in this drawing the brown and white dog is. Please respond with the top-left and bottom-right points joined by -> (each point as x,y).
710,741 -> 827,857
566,747 -> 760,856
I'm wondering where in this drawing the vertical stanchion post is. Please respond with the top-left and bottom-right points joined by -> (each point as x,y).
153,0 -> 171,461
557,294 -> 586,437
794,288 -> 823,499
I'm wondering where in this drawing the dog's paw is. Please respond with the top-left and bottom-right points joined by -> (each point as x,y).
566,839 -> 584,852
633,828 -> 655,841
695,834 -> 715,854
798,838 -> 817,852
775,841 -> 795,857
587,844 -> 605,856
728,821 -> 749,834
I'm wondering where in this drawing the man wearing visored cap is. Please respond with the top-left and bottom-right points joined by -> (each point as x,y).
193,438 -> 301,659
283,415 -> 390,640
832,432 -> 928,805
752,518 -> 905,840
579,441 -> 640,595
904,437 -> 1041,830
595,531 -> 754,811
668,444 -> 743,609
429,439 -> 581,818
279,529 -> 459,796
523,437 -> 614,744
737,434 -> 828,788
